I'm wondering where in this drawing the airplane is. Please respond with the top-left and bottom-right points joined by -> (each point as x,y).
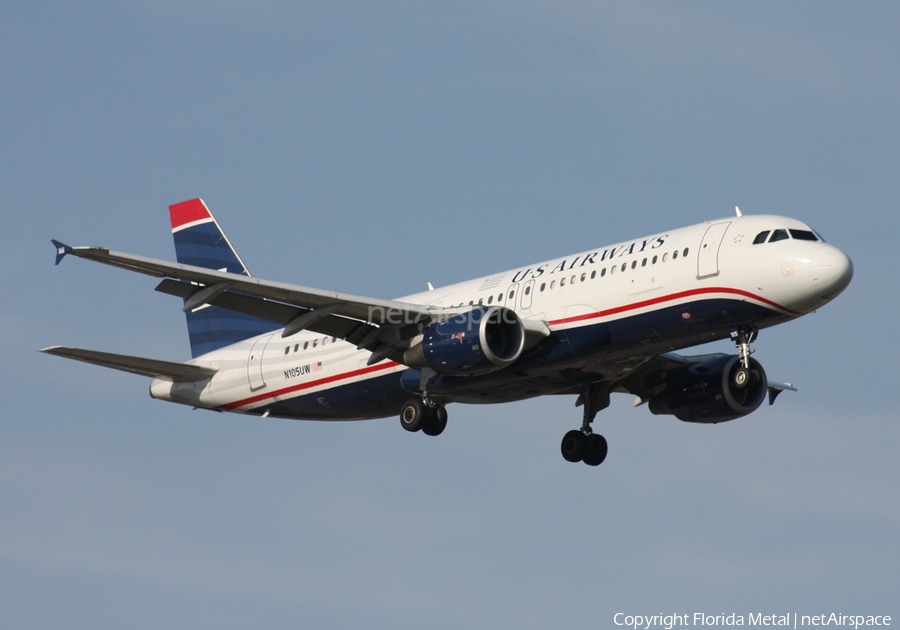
43,199 -> 853,466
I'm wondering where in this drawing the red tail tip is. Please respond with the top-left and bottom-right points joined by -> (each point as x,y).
169,198 -> 212,231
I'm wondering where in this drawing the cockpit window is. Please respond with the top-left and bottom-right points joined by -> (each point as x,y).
754,227 -> 822,245
789,229 -> 819,242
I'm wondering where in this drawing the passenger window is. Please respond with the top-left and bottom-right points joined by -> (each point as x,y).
673,250 -> 679,260
753,231 -> 770,244
294,344 -> 299,353
524,286 -> 531,295
769,229 -> 789,242
652,255 -> 658,264
663,253 -> 668,262
610,265 -> 616,275
560,277 -> 567,287
303,342 -> 309,350
581,273 -> 586,282
284,346 -> 289,355
478,298 -> 483,305
487,295 -> 493,304
631,261 -> 637,270
683,248 -> 689,257
601,268 -> 607,277
790,229 -> 819,241
540,282 -> 546,292
590,270 -> 596,279
313,340 -> 318,348
641,258 -> 647,267
570,275 -> 576,284
550,280 -> 556,289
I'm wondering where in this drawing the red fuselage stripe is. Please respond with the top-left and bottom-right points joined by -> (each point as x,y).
219,361 -> 402,411
547,286 -> 798,326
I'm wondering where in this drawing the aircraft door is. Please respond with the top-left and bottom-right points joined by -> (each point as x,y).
697,221 -> 731,279
247,333 -> 274,391
504,283 -> 519,309
520,280 -> 535,310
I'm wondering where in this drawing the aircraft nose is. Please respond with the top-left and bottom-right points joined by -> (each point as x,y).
811,244 -> 854,299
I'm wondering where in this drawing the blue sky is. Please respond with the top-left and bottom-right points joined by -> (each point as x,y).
2,2 -> 898,628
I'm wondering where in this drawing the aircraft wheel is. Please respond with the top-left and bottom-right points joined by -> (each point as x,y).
733,365 -> 750,389
583,433 -> 608,466
561,430 -> 587,463
400,399 -> 428,432
422,406 -> 447,436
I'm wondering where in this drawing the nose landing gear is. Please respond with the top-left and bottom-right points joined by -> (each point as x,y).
731,327 -> 759,390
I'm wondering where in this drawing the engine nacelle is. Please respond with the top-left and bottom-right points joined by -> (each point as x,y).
403,306 -> 525,376
648,355 -> 768,423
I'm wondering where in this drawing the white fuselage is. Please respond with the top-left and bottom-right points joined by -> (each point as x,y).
150,213 -> 852,419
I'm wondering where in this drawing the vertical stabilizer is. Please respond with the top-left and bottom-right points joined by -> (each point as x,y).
169,199 -> 277,357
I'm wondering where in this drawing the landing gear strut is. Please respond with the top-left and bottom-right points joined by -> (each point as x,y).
400,395 -> 447,437
730,326 -> 758,390
560,382 -> 609,466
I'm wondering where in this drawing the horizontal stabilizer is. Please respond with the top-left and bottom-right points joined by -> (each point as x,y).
40,346 -> 217,381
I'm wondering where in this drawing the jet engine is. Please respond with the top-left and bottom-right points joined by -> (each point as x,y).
648,354 -> 768,423
403,305 -> 525,376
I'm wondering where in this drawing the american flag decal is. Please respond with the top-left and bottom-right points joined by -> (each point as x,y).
313,361 -> 323,372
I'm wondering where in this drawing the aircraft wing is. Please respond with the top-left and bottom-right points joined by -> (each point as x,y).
53,242 -> 431,325
52,241 -> 435,361
40,346 -> 218,381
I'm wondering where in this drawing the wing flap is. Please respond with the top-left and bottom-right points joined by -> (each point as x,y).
154,278 -> 378,342
40,346 -> 217,381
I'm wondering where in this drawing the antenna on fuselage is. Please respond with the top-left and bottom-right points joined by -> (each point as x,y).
735,206 -> 743,217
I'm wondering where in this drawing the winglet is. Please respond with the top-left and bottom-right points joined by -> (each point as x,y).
767,382 -> 797,405
51,239 -> 72,266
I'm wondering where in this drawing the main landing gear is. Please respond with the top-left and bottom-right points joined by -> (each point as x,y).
561,382 -> 610,467
561,430 -> 608,466
400,396 -> 448,437
731,326 -> 759,390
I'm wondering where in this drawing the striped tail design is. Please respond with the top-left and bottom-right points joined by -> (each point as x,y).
169,198 -> 278,358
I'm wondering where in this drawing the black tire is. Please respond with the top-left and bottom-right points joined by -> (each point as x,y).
400,399 -> 428,432
583,434 -> 608,466
561,430 -> 587,463
422,406 -> 448,436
